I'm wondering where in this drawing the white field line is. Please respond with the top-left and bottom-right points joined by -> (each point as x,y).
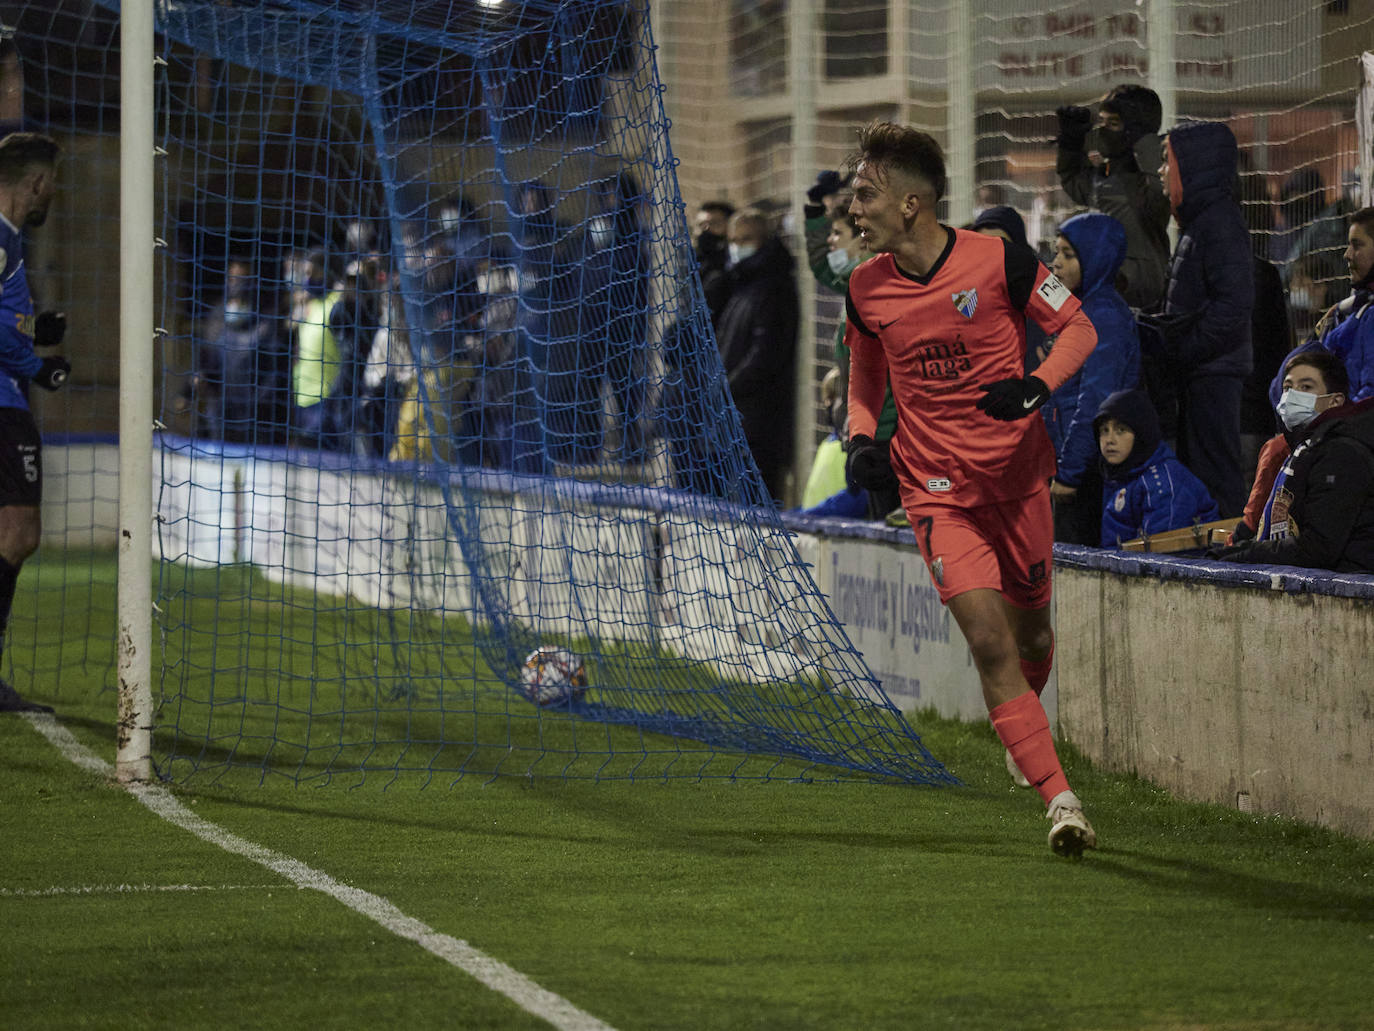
1,883 -> 287,897
23,713 -> 618,1031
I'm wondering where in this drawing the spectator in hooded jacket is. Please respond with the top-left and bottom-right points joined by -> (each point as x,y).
1269,206 -> 1374,409
1142,120 -> 1255,518
1094,388 -> 1219,548
1042,213 -> 1142,545
1240,207 -> 1374,530
1054,84 -> 1170,310
1217,349 -> 1374,572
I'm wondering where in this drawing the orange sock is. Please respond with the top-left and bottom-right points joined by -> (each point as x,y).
990,689 -> 1070,804
1019,633 -> 1054,697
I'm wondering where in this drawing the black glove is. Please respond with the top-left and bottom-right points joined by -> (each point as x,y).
806,170 -> 845,205
845,434 -> 898,492
1055,105 -> 1093,149
32,355 -> 71,391
1208,543 -> 1252,563
33,311 -> 66,348
976,375 -> 1050,421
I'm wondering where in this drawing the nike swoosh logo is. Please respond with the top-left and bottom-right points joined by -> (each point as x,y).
878,318 -> 899,330
1022,397 -> 1039,409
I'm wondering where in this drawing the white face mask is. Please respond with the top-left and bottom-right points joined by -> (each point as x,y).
728,242 -> 757,266
1276,388 -> 1320,431
826,248 -> 857,276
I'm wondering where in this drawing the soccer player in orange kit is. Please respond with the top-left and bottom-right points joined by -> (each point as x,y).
843,122 -> 1100,857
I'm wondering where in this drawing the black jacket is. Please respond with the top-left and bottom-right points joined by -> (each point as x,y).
715,236 -> 798,469
1152,121 -> 1255,377
1220,401 -> 1374,572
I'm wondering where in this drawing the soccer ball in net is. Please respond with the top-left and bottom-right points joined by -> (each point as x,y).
519,646 -> 589,707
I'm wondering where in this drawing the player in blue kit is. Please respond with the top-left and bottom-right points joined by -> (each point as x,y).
0,133 -> 71,713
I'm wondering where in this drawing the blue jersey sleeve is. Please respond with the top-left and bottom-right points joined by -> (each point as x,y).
0,222 -> 43,387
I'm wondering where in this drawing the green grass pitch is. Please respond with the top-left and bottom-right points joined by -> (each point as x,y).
3,552 -> 1374,1029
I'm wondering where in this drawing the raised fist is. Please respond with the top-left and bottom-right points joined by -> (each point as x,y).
1055,105 -> 1093,148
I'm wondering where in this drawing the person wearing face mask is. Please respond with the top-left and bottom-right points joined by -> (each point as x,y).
1215,350 -> 1374,571
693,200 -> 735,326
1240,208 -> 1374,527
1093,388 -> 1219,549
1268,206 -> 1374,409
803,200 -> 900,519
1054,85 -> 1170,310
713,208 -> 798,502
181,257 -> 289,445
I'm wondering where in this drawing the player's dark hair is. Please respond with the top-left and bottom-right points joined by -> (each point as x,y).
1350,206 -> 1374,235
699,200 -> 736,221
1285,348 -> 1350,397
0,132 -> 61,184
850,121 -> 946,203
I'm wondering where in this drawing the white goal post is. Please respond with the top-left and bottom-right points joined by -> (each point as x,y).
115,0 -> 153,783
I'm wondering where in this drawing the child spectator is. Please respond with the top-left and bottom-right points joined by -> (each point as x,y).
1270,205 -> 1374,407
1093,389 -> 1220,548
1217,351 -> 1374,572
1042,213 -> 1142,545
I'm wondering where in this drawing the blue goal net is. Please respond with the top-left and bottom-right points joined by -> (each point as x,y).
14,0 -> 954,787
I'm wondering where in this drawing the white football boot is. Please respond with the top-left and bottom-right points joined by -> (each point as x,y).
1046,790 -> 1097,858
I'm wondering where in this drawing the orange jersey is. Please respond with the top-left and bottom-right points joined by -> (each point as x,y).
846,228 -> 1088,506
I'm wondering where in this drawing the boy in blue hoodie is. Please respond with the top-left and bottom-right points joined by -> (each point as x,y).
1043,212 -> 1142,544
1094,388 -> 1220,547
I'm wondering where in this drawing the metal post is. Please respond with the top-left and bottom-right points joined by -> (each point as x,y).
115,0 -> 154,783
1150,0 -> 1177,130
790,0 -> 817,508
946,0 -> 975,226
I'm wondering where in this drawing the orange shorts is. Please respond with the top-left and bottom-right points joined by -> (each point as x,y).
903,486 -> 1053,609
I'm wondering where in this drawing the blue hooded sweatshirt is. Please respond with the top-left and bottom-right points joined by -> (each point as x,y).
1154,121 -> 1254,376
1042,213 -> 1142,487
1094,388 -> 1220,547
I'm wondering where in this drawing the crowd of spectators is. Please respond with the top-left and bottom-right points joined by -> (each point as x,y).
174,101 -> 1374,574
177,172 -> 653,476
792,90 -> 1374,573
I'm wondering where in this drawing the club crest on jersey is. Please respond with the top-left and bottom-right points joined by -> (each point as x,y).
951,288 -> 978,319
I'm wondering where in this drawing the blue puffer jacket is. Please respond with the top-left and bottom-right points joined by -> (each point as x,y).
1043,213 -> 1142,487
1154,121 -> 1254,377
1268,286 -> 1374,407
1094,388 -> 1220,546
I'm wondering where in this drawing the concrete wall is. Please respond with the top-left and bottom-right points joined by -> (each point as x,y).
1054,551 -> 1374,839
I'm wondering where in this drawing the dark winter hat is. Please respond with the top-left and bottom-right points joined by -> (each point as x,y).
970,205 -> 1028,250
1099,85 -> 1163,145
1093,388 -> 1162,470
